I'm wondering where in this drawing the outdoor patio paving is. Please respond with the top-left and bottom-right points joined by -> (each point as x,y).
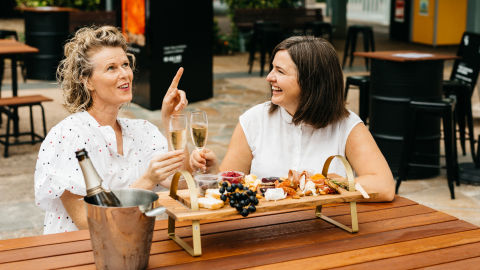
0,21 -> 479,240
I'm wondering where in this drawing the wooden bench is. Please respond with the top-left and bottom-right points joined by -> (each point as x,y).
0,94 -> 53,157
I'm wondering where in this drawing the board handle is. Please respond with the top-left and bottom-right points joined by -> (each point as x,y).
170,170 -> 199,211
321,155 -> 355,192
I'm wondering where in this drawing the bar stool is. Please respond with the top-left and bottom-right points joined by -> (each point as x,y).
0,95 -> 52,157
396,97 -> 459,199
443,82 -> 474,158
342,25 -> 375,70
345,75 -> 370,123
441,32 -> 480,160
248,21 -> 283,77
304,21 -> 333,42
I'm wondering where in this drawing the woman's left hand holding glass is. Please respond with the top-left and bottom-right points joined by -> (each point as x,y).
190,148 -> 218,173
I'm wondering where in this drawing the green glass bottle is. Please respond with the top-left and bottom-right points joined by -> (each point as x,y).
75,149 -> 122,207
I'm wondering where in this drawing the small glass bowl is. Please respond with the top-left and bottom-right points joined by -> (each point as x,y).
219,171 -> 245,184
194,174 -> 220,196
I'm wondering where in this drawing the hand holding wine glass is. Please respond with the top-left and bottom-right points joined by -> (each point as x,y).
169,114 -> 187,151
190,110 -> 208,151
190,110 -> 208,173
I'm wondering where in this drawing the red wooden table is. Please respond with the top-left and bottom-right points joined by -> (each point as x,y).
0,196 -> 479,269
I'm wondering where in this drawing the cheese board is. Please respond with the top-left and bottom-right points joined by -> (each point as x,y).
157,155 -> 377,256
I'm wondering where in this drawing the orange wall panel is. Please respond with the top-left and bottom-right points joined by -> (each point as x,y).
436,0 -> 467,45
412,0 -> 435,45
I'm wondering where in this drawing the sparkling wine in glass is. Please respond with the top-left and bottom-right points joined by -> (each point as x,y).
190,110 -> 208,151
169,114 -> 187,150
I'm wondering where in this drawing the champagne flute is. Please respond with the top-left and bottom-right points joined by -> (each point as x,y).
190,110 -> 208,151
190,110 -> 208,173
169,114 -> 187,150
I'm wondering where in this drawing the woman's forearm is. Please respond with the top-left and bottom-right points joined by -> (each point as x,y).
354,173 -> 395,202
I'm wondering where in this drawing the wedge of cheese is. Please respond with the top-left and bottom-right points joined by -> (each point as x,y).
198,197 -> 224,210
205,188 -> 221,199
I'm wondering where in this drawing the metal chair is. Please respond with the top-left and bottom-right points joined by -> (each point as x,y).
442,32 -> 480,161
345,75 -> 370,123
342,25 -> 375,70
304,21 -> 333,43
396,96 -> 459,199
248,21 -> 283,77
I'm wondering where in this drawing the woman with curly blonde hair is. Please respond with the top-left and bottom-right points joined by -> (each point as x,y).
34,26 -> 190,234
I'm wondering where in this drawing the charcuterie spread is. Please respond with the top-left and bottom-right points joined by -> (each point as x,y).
193,169 -> 358,218
159,156 -> 376,256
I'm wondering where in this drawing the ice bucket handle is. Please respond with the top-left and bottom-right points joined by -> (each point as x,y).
145,205 -> 166,217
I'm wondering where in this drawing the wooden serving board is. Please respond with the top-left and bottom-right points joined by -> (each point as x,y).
157,189 -> 378,222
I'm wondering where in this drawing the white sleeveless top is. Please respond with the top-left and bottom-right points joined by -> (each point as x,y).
239,102 -> 363,179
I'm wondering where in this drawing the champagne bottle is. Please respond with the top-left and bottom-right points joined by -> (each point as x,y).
75,149 -> 122,207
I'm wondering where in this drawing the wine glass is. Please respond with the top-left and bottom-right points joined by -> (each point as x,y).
190,110 -> 208,151
190,110 -> 208,174
169,114 -> 187,150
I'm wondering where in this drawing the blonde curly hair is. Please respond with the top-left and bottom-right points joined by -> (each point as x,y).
57,25 -> 135,113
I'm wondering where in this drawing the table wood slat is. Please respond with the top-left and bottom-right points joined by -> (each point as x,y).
0,95 -> 53,106
0,251 -> 93,270
0,203 -> 450,269
51,218 -> 474,270
0,203 -> 430,264
0,40 -> 38,55
354,51 -> 457,62
0,196 -> 415,253
1,196 -> 477,270
330,242 -> 480,270
145,211 -> 460,268
243,229 -> 480,270
155,220 -> 475,269
0,230 -> 90,252
421,256 -> 480,270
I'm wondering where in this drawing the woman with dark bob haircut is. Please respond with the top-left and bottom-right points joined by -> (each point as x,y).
190,36 -> 395,202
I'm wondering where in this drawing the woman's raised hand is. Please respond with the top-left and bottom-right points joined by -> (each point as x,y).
190,148 -> 218,173
161,67 -> 188,126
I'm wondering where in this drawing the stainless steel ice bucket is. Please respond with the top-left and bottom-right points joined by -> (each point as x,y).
84,189 -> 166,270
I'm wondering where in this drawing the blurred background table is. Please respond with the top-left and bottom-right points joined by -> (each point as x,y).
0,39 -> 38,136
1,196 -> 480,269
355,51 -> 457,179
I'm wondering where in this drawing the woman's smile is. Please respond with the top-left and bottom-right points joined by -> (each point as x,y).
266,50 -> 301,115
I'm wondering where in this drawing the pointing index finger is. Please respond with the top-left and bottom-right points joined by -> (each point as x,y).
169,67 -> 184,90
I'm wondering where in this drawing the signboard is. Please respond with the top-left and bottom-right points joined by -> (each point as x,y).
394,0 -> 405,23
419,0 -> 429,16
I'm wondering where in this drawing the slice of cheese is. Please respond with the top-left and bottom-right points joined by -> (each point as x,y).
205,189 -> 221,199
198,197 -> 224,210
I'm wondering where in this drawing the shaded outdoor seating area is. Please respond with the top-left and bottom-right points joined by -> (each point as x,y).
1,0 -> 480,268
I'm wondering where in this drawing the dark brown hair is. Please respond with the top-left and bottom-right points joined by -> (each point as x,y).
269,36 -> 348,128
